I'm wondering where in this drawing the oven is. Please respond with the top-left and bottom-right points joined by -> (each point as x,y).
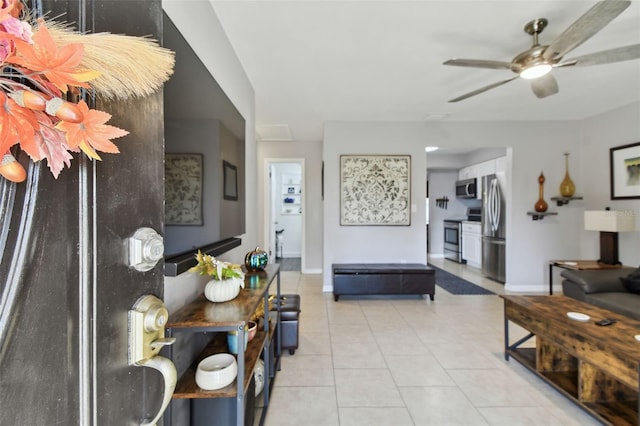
444,219 -> 464,263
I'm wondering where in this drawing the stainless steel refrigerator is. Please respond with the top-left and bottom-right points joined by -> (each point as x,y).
482,173 -> 506,283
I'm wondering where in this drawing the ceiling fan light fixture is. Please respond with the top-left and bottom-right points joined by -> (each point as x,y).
520,63 -> 552,80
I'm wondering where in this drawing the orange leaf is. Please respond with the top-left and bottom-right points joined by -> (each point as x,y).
0,92 -> 39,155
6,20 -> 101,93
55,100 -> 128,160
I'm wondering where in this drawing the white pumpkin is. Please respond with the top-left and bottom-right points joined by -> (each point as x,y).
204,278 -> 243,302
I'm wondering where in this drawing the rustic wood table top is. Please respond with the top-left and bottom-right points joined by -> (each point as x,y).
549,260 -> 624,270
502,295 -> 640,389
167,264 -> 280,329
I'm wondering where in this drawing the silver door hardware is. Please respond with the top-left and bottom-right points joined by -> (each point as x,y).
128,295 -> 176,426
128,227 -> 164,272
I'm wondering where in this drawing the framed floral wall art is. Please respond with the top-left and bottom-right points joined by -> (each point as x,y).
165,153 -> 203,225
610,142 -> 640,200
340,155 -> 411,226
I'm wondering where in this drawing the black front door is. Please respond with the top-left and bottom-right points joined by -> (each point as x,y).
0,0 -> 167,424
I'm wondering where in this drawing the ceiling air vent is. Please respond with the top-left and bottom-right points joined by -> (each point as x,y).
256,124 -> 293,141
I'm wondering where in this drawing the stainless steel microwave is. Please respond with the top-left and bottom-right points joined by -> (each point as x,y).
455,178 -> 477,198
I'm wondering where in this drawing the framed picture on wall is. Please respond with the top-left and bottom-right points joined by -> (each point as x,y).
165,153 -> 203,225
223,160 -> 238,201
340,155 -> 411,226
610,141 -> 640,200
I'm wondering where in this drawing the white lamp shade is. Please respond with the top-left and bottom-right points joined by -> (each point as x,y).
584,210 -> 635,232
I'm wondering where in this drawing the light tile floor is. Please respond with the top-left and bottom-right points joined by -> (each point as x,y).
259,258 -> 602,426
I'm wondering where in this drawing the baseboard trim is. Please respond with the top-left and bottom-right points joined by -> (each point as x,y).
302,268 -> 322,274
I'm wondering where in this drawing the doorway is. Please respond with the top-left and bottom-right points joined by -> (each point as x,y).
264,159 -> 306,271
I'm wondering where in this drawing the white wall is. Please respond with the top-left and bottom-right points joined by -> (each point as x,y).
323,119 -> 590,292
257,141 -> 323,273
323,122 -> 427,290
163,1 -> 257,313
428,121 -> 588,292
321,107 -> 639,293
578,102 -> 640,266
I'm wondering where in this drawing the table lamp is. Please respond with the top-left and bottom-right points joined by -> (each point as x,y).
584,210 -> 635,265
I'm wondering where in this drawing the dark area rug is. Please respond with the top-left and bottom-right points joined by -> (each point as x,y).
276,257 -> 301,271
428,263 -> 495,295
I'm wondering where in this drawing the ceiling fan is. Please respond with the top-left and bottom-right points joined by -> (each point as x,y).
443,0 -> 640,102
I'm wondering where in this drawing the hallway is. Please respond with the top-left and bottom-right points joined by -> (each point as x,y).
260,269 -> 597,425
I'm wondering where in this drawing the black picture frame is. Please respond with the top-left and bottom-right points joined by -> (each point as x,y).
610,141 -> 640,200
223,160 -> 238,201
321,161 -> 324,201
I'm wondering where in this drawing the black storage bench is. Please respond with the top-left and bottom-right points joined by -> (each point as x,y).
332,263 -> 435,301
271,294 -> 300,355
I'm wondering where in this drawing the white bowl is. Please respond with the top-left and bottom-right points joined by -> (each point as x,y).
195,353 -> 238,390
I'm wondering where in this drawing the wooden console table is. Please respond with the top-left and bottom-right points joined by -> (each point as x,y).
166,264 -> 281,426
502,295 -> 640,425
548,260 -> 623,295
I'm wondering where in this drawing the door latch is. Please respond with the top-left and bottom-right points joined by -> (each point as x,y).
128,295 -> 176,426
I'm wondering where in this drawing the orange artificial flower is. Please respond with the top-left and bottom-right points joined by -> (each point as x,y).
6,19 -> 100,93
0,91 -> 38,154
55,99 -> 128,160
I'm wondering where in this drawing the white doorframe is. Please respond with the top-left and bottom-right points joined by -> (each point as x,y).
263,158 -> 306,271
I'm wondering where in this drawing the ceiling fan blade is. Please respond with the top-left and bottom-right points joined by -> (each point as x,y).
443,59 -> 512,70
567,44 -> 640,66
530,74 -> 559,99
543,0 -> 631,61
448,76 -> 519,103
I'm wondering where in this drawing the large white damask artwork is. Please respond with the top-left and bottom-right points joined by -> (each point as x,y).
340,155 -> 411,226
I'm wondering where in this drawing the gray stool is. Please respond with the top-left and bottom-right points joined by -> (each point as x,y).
272,294 -> 300,355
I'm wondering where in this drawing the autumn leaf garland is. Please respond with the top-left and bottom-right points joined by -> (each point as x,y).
0,1 -> 174,182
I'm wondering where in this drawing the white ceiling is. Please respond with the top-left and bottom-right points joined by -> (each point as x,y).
211,1 -> 640,143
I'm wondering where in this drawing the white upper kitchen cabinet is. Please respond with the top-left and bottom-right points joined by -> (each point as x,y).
495,156 -> 507,173
458,164 -> 476,181
458,156 -> 507,199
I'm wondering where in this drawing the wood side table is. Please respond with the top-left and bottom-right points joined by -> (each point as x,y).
548,260 -> 623,295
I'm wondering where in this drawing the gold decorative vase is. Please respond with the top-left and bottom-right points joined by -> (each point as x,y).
535,172 -> 548,213
559,153 -> 575,197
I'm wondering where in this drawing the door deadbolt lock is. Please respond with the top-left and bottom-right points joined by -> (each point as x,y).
128,227 -> 164,272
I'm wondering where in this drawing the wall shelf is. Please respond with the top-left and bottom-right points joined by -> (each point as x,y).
527,212 -> 558,221
550,196 -> 583,206
281,182 -> 302,215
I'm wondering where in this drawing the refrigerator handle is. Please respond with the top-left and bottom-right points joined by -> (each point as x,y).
494,179 -> 501,233
489,179 -> 497,234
